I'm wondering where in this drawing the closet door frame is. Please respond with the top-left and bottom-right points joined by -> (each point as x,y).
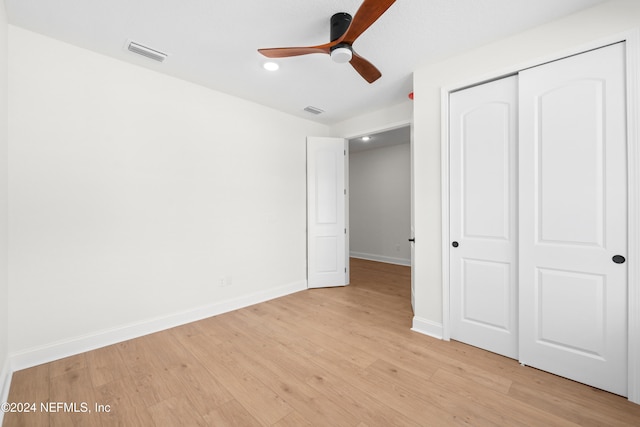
440,29 -> 640,403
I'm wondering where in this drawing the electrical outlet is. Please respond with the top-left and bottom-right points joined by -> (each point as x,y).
218,276 -> 233,287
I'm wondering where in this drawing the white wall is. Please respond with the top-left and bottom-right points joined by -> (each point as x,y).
350,143 -> 411,265
0,0 -> 10,408
412,0 -> 640,334
7,26 -> 329,363
332,101 -> 412,138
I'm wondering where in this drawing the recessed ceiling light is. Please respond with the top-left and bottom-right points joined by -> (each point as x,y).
127,41 -> 167,62
263,62 -> 279,71
304,106 -> 324,115
362,136 -> 371,142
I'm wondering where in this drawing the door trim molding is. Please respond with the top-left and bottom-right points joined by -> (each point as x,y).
625,28 -> 640,404
441,28 -> 640,403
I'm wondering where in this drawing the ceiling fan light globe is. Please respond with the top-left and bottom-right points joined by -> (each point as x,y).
331,47 -> 353,64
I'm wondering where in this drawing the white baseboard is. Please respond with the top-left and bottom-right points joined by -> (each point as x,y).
411,316 -> 444,340
10,280 -> 307,372
0,357 -> 12,426
350,252 -> 411,267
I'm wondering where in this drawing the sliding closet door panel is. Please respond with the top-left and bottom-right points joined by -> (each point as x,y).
519,43 -> 628,396
450,75 -> 518,359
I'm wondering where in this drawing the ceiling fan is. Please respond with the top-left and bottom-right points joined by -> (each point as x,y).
258,0 -> 396,84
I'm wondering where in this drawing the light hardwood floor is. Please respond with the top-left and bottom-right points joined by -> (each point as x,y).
4,258 -> 640,426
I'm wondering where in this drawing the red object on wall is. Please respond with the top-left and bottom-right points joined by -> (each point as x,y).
408,92 -> 414,100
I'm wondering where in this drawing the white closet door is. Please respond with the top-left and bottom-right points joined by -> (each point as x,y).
450,76 -> 518,359
519,43 -> 628,396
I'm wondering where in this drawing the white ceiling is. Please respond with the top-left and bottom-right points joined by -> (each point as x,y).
349,126 -> 410,153
4,0 -> 605,125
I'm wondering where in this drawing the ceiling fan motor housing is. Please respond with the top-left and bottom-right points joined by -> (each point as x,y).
330,12 -> 352,42
330,12 -> 353,63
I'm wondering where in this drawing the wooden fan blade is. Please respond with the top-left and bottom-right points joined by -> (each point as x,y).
350,51 -> 382,83
343,0 -> 396,44
258,41 -> 337,58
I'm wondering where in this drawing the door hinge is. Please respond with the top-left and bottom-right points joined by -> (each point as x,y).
344,228 -> 347,234
344,189 -> 347,195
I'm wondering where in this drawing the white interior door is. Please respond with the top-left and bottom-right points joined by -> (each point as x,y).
307,137 -> 348,288
519,43 -> 628,396
449,76 -> 519,359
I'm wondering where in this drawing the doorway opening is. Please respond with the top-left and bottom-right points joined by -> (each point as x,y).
347,125 -> 413,311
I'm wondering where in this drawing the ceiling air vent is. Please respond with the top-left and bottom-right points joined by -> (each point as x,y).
304,106 -> 324,115
127,41 -> 167,62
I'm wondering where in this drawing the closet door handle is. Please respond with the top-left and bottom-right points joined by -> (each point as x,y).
452,241 -> 459,248
408,238 -> 415,243
612,255 -> 626,264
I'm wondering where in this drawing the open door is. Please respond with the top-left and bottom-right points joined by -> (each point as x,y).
307,137 -> 348,288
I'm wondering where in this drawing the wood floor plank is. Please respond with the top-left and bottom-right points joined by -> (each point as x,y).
4,258 -> 640,426
201,399 -> 262,426
306,351 -> 463,426
420,349 -> 514,395
3,364 -> 50,427
164,361 -> 234,417
94,375 -> 157,426
436,338 -> 640,419
49,354 -> 86,380
359,367 -> 508,427
147,396 -> 207,427
116,331 -> 195,377
508,379 -> 640,426
305,372 -> 423,427
429,368 -> 580,427
232,297 -> 383,370
271,411 -> 313,427
215,337 -> 362,427
184,333 -> 294,426
125,371 -> 175,409
85,344 -> 129,389
48,368 -> 101,427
